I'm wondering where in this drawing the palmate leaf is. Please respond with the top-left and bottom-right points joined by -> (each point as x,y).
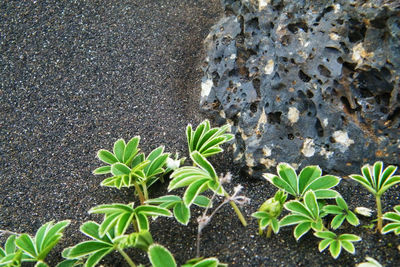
382,205 -> 400,235
280,191 -> 324,240
186,120 -> 233,158
264,163 -> 340,199
323,196 -> 359,230
148,244 -> 177,267
350,161 -> 400,197
252,212 -> 280,234
314,231 -> 361,259
144,146 -> 169,179
15,220 -> 70,262
0,235 -> 22,267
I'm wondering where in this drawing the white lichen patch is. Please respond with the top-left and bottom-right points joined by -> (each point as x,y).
234,152 -> 243,162
320,146 -> 334,159
288,107 -> 300,124
333,3 -> 341,13
301,138 -> 315,157
262,146 -> 272,157
323,118 -> 329,127
245,153 -> 255,167
264,59 -> 274,75
352,43 -> 374,65
230,54 -> 237,60
256,108 -> 267,132
219,110 -> 226,118
238,126 -> 248,140
332,130 -> 354,152
259,0 -> 271,10
329,32 -> 340,41
201,79 -> 213,99
260,158 -> 276,169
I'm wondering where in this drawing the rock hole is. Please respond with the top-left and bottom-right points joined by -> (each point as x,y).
348,18 -> 366,42
252,78 -> 261,98
222,36 -> 232,46
318,65 -> 331,77
288,133 -> 294,140
315,118 -> 324,137
341,115 -> 348,126
268,112 -> 282,124
339,42 -> 350,54
324,47 -> 340,54
229,68 -> 239,76
337,57 -> 344,64
250,101 -> 258,113
290,58 -> 295,64
357,69 -> 393,95
370,15 -> 388,29
281,35 -> 291,46
265,102 -> 269,107
215,57 -> 222,64
306,90 -> 314,98
298,70 -> 311,82
288,21 -> 309,33
387,107 -> 400,124
316,6 -> 334,22
340,96 -> 355,114
246,17 -> 260,30
272,83 -> 286,90
212,71 -> 220,86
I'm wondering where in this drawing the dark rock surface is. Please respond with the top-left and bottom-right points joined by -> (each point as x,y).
201,0 -> 400,177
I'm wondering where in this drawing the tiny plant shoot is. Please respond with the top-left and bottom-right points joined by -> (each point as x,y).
349,161 -> 400,231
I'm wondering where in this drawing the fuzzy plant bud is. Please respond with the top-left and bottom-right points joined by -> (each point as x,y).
166,157 -> 181,170
259,198 -> 282,217
355,207 -> 373,217
220,172 -> 232,184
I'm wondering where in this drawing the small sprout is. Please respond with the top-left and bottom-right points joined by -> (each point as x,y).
314,231 -> 361,259
355,207 -> 374,217
356,257 -> 383,267
382,205 -> 400,235
252,190 -> 287,238
323,196 -> 359,230
280,191 -> 325,240
349,161 -> 400,231
264,163 -> 340,200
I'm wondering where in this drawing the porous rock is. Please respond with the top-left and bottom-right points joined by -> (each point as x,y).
201,0 -> 400,177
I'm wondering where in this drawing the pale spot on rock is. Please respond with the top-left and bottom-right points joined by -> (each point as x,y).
264,59 -> 274,75
332,130 -> 354,152
301,138 -> 315,157
288,107 -> 300,124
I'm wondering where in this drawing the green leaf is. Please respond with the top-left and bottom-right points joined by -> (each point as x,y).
305,175 -> 340,193
55,259 -> 80,267
148,244 -> 177,267
183,178 -> 209,206
192,258 -> 219,267
298,165 -> 321,194
97,149 -> 118,164
314,231 -> 336,239
271,219 -> 279,233
66,241 -> 112,258
277,163 -> 298,195
373,161 -> 383,188
136,213 -> 150,232
285,201 -> 312,218
4,235 -> 17,254
113,139 -> 126,162
349,174 -> 375,194
323,205 -> 343,215
338,234 -> 361,242
124,136 -> 140,164
331,214 -> 346,230
314,189 -> 339,199
294,222 -> 311,240
80,222 -> 111,243
35,262 -> 49,267
318,239 -> 331,252
329,240 -> 341,259
191,123 -> 205,152
267,175 -> 297,196
111,163 -> 131,176
346,211 -> 360,226
173,202 -> 190,225
135,205 -> 172,217
193,195 -> 211,207
93,166 -> 111,175
304,191 -> 319,219
15,234 -> 37,258
191,152 -> 217,180
280,214 -> 310,227
86,247 -> 113,267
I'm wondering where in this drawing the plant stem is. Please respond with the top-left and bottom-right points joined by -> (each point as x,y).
223,191 -> 247,226
142,183 -> 149,201
118,249 -> 136,267
266,225 -> 272,238
0,229 -> 21,236
133,181 -> 145,204
376,195 -> 383,232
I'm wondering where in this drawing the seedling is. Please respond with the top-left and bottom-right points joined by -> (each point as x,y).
264,163 -> 340,200
94,137 -> 170,204
314,231 -> 361,259
0,220 -> 70,267
280,190 -> 325,240
252,190 -> 287,238
382,205 -> 400,235
349,161 -> 400,231
323,196 -> 360,230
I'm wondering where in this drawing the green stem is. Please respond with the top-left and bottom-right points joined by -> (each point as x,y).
376,195 -> 383,232
224,191 -> 247,226
142,183 -> 149,201
133,181 -> 145,204
266,225 -> 272,238
118,249 -> 136,267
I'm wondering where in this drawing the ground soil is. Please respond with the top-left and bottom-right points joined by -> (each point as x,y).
1,1 -> 399,266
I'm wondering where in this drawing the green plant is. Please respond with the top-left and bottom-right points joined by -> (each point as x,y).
314,231 -> 361,259
0,235 -> 22,267
382,205 -> 400,235
169,151 -> 247,226
147,244 -> 227,267
0,221 -> 70,267
357,257 -> 382,267
349,161 -> 400,231
94,137 -> 170,204
323,196 -> 360,230
279,190 -> 325,240
252,190 -> 287,238
61,221 -> 152,267
264,163 -> 340,200
186,120 -> 233,158
146,195 -> 210,225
